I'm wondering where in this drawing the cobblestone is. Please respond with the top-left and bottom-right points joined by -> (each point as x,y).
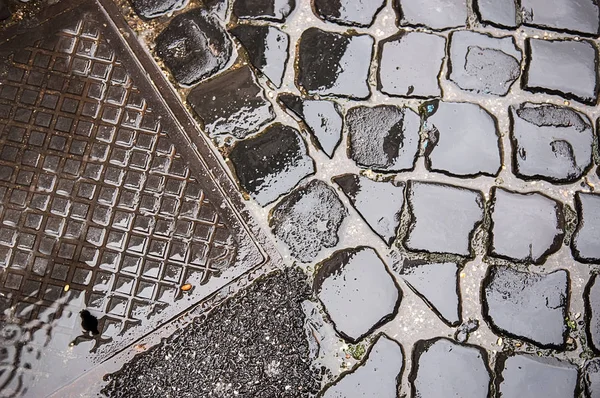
410,338 -> 491,398
155,8 -> 232,86
447,31 -> 521,96
228,123 -> 314,206
313,246 -> 401,343
584,359 -> 600,397
230,24 -> 289,88
423,101 -> 501,177
393,0 -> 467,30
483,266 -> 569,348
400,260 -> 461,326
495,353 -> 579,398
278,94 -> 343,158
269,180 -> 346,262
313,0 -> 385,27
489,187 -> 564,263
378,31 -> 446,98
573,192 -> 600,263
333,174 -> 405,245
474,0 -> 517,27
509,103 -> 594,183
524,38 -> 599,105
297,28 -> 373,99
320,334 -> 403,397
232,0 -> 295,22
405,181 -> 484,256
586,273 -> 600,353
347,105 -> 420,171
187,65 -> 275,138
521,0 -> 599,35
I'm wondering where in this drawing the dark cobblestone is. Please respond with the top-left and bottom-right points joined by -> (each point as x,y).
0,0 -> 10,21
521,0 -> 599,35
474,0 -> 516,27
573,192 -> 600,263
313,246 -> 401,343
228,123 -> 314,206
130,0 -> 186,19
230,24 -> 289,88
405,181 -> 484,256
320,334 -> 403,397
378,31 -> 446,98
410,338 -> 491,398
232,0 -> 295,22
483,266 -> 569,349
524,38 -> 599,105
187,65 -> 275,138
495,353 -> 579,398
347,105 -> 420,171
278,94 -> 343,158
584,359 -> 600,398
585,273 -> 600,353
393,0 -> 467,30
510,103 -> 594,183
333,174 -> 405,246
400,260 -> 461,326
156,8 -> 232,85
313,0 -> 385,27
270,180 -> 347,262
297,28 -> 373,99
447,31 -> 521,96
489,187 -> 564,264
423,101 -> 501,177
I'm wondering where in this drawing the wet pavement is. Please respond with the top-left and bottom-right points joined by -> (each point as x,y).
1,0 -> 600,396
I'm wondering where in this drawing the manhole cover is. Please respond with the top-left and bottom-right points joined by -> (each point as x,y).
0,0 -> 271,395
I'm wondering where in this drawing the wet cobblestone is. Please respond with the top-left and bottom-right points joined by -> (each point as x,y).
3,0 -> 600,395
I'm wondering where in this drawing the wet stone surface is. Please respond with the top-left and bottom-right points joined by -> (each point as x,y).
187,65 -> 275,138
394,0 -> 468,30
489,188 -> 564,264
510,103 -> 594,183
448,31 -> 521,96
228,123 -> 314,206
232,0 -> 295,22
278,94 -> 343,158
405,181 -> 484,256
495,353 -> 579,398
586,274 -> 600,352
378,32 -> 446,98
313,0 -> 385,27
483,266 -> 569,349
270,180 -> 347,263
313,246 -> 401,343
346,105 -> 420,172
410,338 -> 491,398
297,28 -> 373,99
524,38 -> 599,105
521,0 -> 600,35
320,334 -> 403,397
474,0 -> 516,27
102,268 -> 320,397
130,0 -> 187,19
423,101 -> 501,177
333,174 -> 405,246
155,8 -> 232,86
230,24 -> 289,88
400,260 -> 461,326
584,359 -> 600,397
572,192 -> 600,263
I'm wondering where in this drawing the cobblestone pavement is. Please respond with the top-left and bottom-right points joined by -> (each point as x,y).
1,0 -> 600,396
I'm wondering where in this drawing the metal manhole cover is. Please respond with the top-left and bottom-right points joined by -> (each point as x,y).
0,0 -> 270,395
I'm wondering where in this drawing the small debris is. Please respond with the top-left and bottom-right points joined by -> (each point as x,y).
181,284 -> 192,291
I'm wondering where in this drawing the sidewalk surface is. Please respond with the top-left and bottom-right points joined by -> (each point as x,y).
0,0 -> 599,397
